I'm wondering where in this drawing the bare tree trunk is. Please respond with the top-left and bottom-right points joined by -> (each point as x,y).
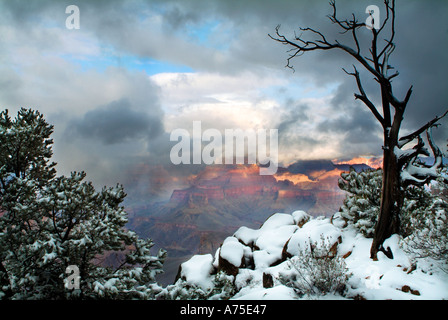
371,145 -> 402,259
370,82 -> 404,259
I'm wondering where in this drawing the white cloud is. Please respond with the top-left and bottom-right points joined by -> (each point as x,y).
151,71 -> 286,131
151,71 -> 345,165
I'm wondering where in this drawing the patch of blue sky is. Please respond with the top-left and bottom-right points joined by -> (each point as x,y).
184,18 -> 233,52
61,52 -> 193,75
263,80 -> 339,102
123,56 -> 194,75
59,20 -> 229,75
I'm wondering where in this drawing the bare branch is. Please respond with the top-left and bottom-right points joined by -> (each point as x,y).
399,109 -> 448,148
352,26 -> 361,55
387,71 -> 399,81
343,66 -> 385,126
386,85 -> 413,113
378,0 -> 391,34
426,126 -> 444,167
269,10 -> 381,78
268,25 -> 337,70
378,0 -> 396,61
328,0 -> 366,31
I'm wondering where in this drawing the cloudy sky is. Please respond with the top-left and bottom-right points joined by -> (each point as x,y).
0,0 -> 447,189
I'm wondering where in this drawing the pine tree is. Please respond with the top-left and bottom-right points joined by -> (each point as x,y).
0,108 -> 56,183
0,109 -> 166,299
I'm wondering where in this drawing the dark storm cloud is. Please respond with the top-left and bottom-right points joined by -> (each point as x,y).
277,102 -> 310,138
318,106 -> 382,145
162,5 -> 201,30
69,98 -> 164,145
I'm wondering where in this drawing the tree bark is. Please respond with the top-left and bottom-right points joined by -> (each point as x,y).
370,81 -> 405,260
370,146 -> 402,259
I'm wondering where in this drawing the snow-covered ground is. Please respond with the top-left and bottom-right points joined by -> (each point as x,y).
177,211 -> 448,300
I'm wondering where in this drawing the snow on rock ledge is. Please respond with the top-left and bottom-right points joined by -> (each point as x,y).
216,237 -> 251,276
176,210 -> 448,300
177,254 -> 215,289
217,212 -> 339,275
284,217 -> 342,258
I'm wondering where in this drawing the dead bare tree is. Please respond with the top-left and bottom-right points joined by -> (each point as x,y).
270,0 -> 447,259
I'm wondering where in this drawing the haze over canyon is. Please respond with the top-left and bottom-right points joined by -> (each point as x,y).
123,158 -> 380,284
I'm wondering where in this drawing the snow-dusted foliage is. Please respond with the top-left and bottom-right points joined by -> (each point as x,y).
0,109 -> 166,299
337,167 -> 447,247
396,125 -> 445,188
401,169 -> 448,271
278,236 -> 351,296
160,269 -> 236,300
2,108 -> 447,300
337,168 -> 382,237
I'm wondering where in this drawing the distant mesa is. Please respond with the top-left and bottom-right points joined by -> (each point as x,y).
165,162 -> 350,209
170,165 -> 281,204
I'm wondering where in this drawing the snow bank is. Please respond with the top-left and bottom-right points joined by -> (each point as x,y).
184,210 -> 448,300
219,237 -> 246,267
234,212 -> 296,246
179,254 -> 215,289
285,216 -> 341,257
232,213 -> 299,269
343,233 -> 448,300
233,285 -> 297,300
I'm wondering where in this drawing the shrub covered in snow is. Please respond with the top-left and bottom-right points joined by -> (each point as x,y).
161,270 -> 236,300
337,167 -> 448,273
153,254 -> 236,300
401,170 -> 448,271
278,236 -> 352,297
